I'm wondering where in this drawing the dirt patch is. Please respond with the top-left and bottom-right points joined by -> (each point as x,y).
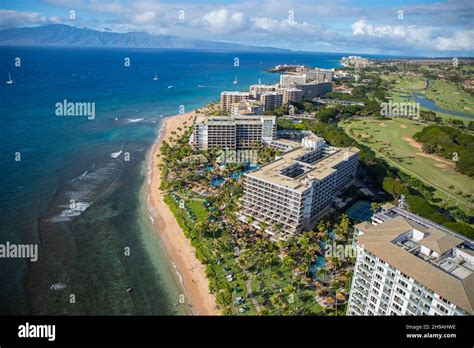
359,132 -> 370,139
402,136 -> 423,149
400,124 -> 407,129
416,153 -> 456,172
379,122 -> 387,127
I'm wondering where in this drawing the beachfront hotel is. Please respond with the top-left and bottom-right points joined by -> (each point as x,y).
280,74 -> 307,87
229,100 -> 264,115
260,91 -> 283,111
240,134 -> 359,240
190,114 -> 277,150
220,91 -> 251,111
348,204 -> 474,316
279,87 -> 303,104
249,84 -> 277,99
294,82 -> 333,99
303,68 -> 334,83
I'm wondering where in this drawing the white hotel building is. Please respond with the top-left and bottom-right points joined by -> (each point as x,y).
191,114 -> 277,150
241,134 -> 359,240
220,91 -> 251,111
348,204 -> 474,316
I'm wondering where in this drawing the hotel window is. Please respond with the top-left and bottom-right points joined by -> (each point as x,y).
392,303 -> 402,312
398,279 -> 408,288
440,296 -> 450,305
436,304 -> 449,314
396,288 -> 406,297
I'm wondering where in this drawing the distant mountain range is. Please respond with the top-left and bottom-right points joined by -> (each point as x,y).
0,24 -> 287,52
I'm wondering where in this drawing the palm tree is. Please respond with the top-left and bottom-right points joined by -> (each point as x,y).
370,202 -> 381,214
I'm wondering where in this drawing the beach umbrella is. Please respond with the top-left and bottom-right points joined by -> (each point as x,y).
325,297 -> 335,305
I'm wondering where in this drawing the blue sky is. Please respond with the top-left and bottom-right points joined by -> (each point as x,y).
1,0 -> 473,56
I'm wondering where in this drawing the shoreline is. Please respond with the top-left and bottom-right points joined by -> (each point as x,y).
145,111 -> 220,315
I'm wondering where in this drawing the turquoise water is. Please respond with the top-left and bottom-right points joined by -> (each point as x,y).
211,177 -> 226,187
310,256 -> 327,280
0,46 -> 391,315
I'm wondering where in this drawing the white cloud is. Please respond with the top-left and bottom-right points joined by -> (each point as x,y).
351,19 -> 474,53
252,17 -> 313,35
435,31 -> 474,51
132,11 -> 158,24
0,10 -> 61,28
202,9 -> 246,33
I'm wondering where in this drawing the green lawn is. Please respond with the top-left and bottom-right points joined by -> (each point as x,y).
382,74 -> 474,122
382,74 -> 426,91
248,266 -> 323,315
340,118 -> 474,215
425,80 -> 474,116
186,199 -> 208,223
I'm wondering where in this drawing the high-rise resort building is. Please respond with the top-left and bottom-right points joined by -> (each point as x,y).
260,92 -> 283,111
294,82 -> 333,99
190,115 -> 277,150
241,134 -> 359,240
348,204 -> 474,316
340,56 -> 372,69
220,91 -> 251,112
229,100 -> 264,116
280,74 -> 307,87
279,87 -> 303,105
249,84 -> 276,99
302,68 -> 334,83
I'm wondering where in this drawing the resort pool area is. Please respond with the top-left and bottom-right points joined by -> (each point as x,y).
211,177 -> 225,187
230,164 -> 260,180
310,256 -> 327,280
345,200 -> 373,221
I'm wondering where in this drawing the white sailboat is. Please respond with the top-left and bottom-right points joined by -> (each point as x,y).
232,75 -> 238,84
6,72 -> 14,85
153,73 -> 159,81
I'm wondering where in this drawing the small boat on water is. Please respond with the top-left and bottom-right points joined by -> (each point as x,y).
153,73 -> 159,81
233,75 -> 238,84
167,85 -> 173,89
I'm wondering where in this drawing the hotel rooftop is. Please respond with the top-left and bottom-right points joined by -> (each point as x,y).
248,135 -> 359,193
355,204 -> 474,314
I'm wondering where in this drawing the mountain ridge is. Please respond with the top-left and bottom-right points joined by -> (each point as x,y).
0,24 -> 289,52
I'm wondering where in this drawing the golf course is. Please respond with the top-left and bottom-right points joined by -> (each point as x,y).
340,117 -> 474,216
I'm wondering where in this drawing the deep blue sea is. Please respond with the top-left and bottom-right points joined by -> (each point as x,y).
0,46 -> 387,315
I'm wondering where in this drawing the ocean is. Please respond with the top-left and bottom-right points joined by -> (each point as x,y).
0,46 -> 384,315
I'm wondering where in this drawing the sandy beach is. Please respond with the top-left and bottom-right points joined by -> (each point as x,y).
146,111 -> 220,315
